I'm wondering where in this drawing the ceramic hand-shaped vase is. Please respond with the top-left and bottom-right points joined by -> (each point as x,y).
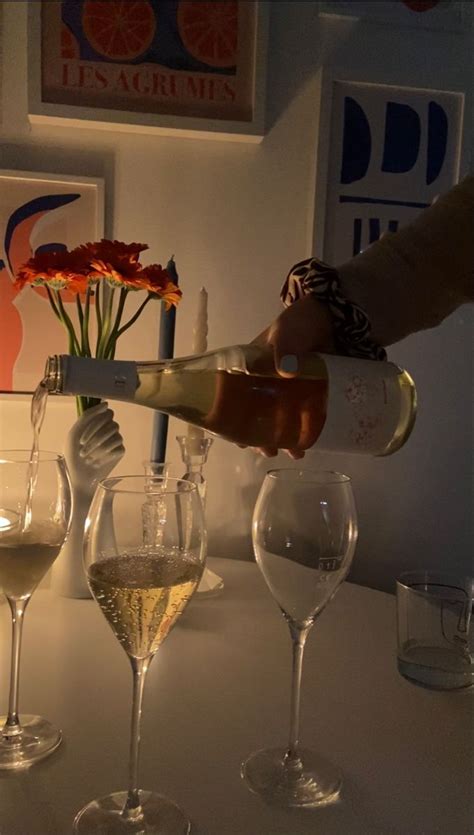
52,402 -> 125,598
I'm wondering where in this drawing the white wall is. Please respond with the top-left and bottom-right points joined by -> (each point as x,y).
1,2 -> 472,592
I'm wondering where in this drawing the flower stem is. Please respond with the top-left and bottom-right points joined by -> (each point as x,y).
82,287 -> 92,356
45,286 -> 62,322
116,294 -> 152,340
53,290 -> 81,355
97,286 -> 115,358
104,287 -> 128,359
76,294 -> 84,340
95,282 -> 103,355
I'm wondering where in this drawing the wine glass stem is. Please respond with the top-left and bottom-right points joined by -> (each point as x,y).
2,597 -> 30,739
122,656 -> 150,819
287,623 -> 310,761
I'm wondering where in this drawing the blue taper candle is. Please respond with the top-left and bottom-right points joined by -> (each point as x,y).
150,257 -> 178,462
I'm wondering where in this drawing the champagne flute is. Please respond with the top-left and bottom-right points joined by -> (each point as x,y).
242,469 -> 358,807
74,475 -> 206,834
0,450 -> 72,769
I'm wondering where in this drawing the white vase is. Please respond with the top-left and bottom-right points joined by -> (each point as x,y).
51,401 -> 125,599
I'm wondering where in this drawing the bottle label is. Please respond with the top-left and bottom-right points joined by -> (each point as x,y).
318,355 -> 402,455
62,356 -> 139,400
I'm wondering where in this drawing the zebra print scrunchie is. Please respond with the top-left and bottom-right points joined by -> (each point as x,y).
280,257 -> 387,361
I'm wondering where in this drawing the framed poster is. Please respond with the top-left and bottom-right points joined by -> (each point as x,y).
312,77 -> 464,264
28,1 -> 268,142
318,1 -> 466,32
0,171 -> 104,394
0,3 -> 3,126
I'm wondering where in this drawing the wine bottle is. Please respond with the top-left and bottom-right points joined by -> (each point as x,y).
43,345 -> 416,456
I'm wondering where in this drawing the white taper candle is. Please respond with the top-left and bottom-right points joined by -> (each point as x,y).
192,287 -> 208,354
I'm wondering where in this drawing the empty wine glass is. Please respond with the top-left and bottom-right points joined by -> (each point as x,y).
242,469 -> 358,807
0,450 -> 72,769
73,475 -> 206,834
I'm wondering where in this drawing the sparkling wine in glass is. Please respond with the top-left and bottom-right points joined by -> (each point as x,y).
0,450 -> 72,769
73,475 -> 206,834
242,468 -> 358,807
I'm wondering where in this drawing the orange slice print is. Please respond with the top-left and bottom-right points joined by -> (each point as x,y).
177,1 -> 238,68
61,23 -> 80,59
82,0 -> 156,61
401,0 -> 441,10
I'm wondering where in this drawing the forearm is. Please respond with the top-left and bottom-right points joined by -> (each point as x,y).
337,176 -> 474,346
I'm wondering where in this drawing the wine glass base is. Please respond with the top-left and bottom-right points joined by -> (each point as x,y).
241,746 -> 342,808
0,714 -> 62,770
73,790 -> 191,834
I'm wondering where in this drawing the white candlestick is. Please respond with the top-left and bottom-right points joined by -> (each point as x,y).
187,287 -> 208,440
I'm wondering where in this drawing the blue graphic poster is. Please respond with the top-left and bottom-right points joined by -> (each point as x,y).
322,82 -> 464,263
319,1 -> 465,33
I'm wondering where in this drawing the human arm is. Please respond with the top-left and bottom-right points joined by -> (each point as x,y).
337,175 -> 474,346
258,175 -> 473,372
251,176 -> 473,457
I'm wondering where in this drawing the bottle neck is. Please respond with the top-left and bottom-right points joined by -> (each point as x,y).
43,355 -> 62,392
44,355 -> 140,401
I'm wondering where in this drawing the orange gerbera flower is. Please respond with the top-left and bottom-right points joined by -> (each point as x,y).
141,264 -> 182,308
77,239 -> 148,263
15,249 -> 91,293
75,240 -> 149,287
15,240 -> 182,416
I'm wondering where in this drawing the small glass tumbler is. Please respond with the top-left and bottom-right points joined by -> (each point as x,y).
396,571 -> 473,690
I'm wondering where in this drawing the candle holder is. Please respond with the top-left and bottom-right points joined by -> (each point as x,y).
176,433 -> 224,596
141,461 -> 172,549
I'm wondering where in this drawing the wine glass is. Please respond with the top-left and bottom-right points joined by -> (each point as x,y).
0,450 -> 72,769
242,468 -> 358,807
74,475 -> 206,834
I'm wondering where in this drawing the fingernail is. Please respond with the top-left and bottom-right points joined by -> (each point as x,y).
278,354 -> 298,374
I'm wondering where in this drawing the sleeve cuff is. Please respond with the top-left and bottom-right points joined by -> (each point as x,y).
280,257 -> 387,361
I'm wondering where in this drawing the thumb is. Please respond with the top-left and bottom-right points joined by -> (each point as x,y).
274,351 -> 299,378
271,323 -> 302,377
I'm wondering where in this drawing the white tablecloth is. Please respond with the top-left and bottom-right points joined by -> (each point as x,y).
0,558 -> 471,834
